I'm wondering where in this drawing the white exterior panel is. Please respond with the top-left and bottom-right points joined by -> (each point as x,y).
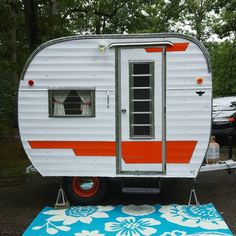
18,34 -> 212,178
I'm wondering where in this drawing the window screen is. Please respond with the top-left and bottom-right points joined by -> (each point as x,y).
49,89 -> 95,117
129,62 -> 154,138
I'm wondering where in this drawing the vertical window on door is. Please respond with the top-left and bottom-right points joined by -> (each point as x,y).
129,62 -> 154,138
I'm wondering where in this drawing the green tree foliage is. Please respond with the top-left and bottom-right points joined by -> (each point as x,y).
214,0 -> 236,39
0,0 -> 22,133
208,41 -> 236,96
57,0 -> 148,34
57,0 -> 175,34
178,0 -> 217,41
138,0 -> 183,33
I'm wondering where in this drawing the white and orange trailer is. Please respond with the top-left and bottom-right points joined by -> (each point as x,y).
18,33 -> 213,203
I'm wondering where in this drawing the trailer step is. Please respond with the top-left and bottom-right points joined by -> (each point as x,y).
122,187 -> 160,194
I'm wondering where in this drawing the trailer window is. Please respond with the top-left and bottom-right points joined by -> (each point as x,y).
129,62 -> 154,138
49,89 -> 95,117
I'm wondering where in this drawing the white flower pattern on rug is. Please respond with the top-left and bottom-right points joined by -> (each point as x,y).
122,205 -> 156,216
161,230 -> 232,236
105,216 -> 161,236
190,233 -> 232,236
161,230 -> 186,236
159,204 -> 228,230
27,204 -> 232,236
43,206 -> 114,225
75,230 -> 104,236
32,221 -> 71,235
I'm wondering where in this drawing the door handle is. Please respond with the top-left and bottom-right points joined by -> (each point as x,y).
121,108 -> 127,113
106,89 -> 110,108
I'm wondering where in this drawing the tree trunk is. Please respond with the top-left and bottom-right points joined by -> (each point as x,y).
49,0 -> 62,38
50,0 -> 59,16
23,0 -> 38,50
95,17 -> 102,34
9,0 -> 18,78
9,0 -> 18,129
102,16 -> 106,33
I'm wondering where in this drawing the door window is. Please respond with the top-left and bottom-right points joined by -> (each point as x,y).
129,62 -> 154,138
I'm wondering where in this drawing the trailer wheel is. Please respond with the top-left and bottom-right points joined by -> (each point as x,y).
63,177 -> 108,205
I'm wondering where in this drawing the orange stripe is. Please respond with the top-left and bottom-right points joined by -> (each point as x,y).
29,141 -> 116,156
145,43 -> 189,53
29,140 -> 197,164
73,142 -> 115,156
122,141 -> 197,164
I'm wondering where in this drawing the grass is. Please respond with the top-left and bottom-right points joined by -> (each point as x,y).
0,130 -> 30,178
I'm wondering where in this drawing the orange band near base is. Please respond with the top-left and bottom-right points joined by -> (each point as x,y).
29,140 -> 197,164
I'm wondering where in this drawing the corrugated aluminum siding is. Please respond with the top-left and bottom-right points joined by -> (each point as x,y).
18,35 -> 212,177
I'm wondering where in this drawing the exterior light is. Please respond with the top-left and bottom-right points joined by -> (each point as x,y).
228,117 -> 235,123
28,80 -> 34,86
98,44 -> 106,54
196,77 -> 204,85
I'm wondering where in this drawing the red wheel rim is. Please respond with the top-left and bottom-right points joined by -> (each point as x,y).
72,177 -> 99,198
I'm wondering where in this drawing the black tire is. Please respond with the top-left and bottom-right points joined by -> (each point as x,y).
63,177 -> 108,205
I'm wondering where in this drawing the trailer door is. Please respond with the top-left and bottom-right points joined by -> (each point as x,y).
115,45 -> 167,174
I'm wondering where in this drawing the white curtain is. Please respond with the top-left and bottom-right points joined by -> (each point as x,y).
53,90 -> 69,116
77,91 -> 92,116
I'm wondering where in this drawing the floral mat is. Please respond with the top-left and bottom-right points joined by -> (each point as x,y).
23,203 -> 233,236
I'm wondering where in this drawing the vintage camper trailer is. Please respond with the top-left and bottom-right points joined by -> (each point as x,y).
18,33 -> 212,203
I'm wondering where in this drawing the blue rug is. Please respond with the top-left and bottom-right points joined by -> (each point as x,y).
23,203 -> 233,236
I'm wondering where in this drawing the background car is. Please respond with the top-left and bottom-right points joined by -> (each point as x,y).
212,96 -> 236,147
213,96 -> 236,131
